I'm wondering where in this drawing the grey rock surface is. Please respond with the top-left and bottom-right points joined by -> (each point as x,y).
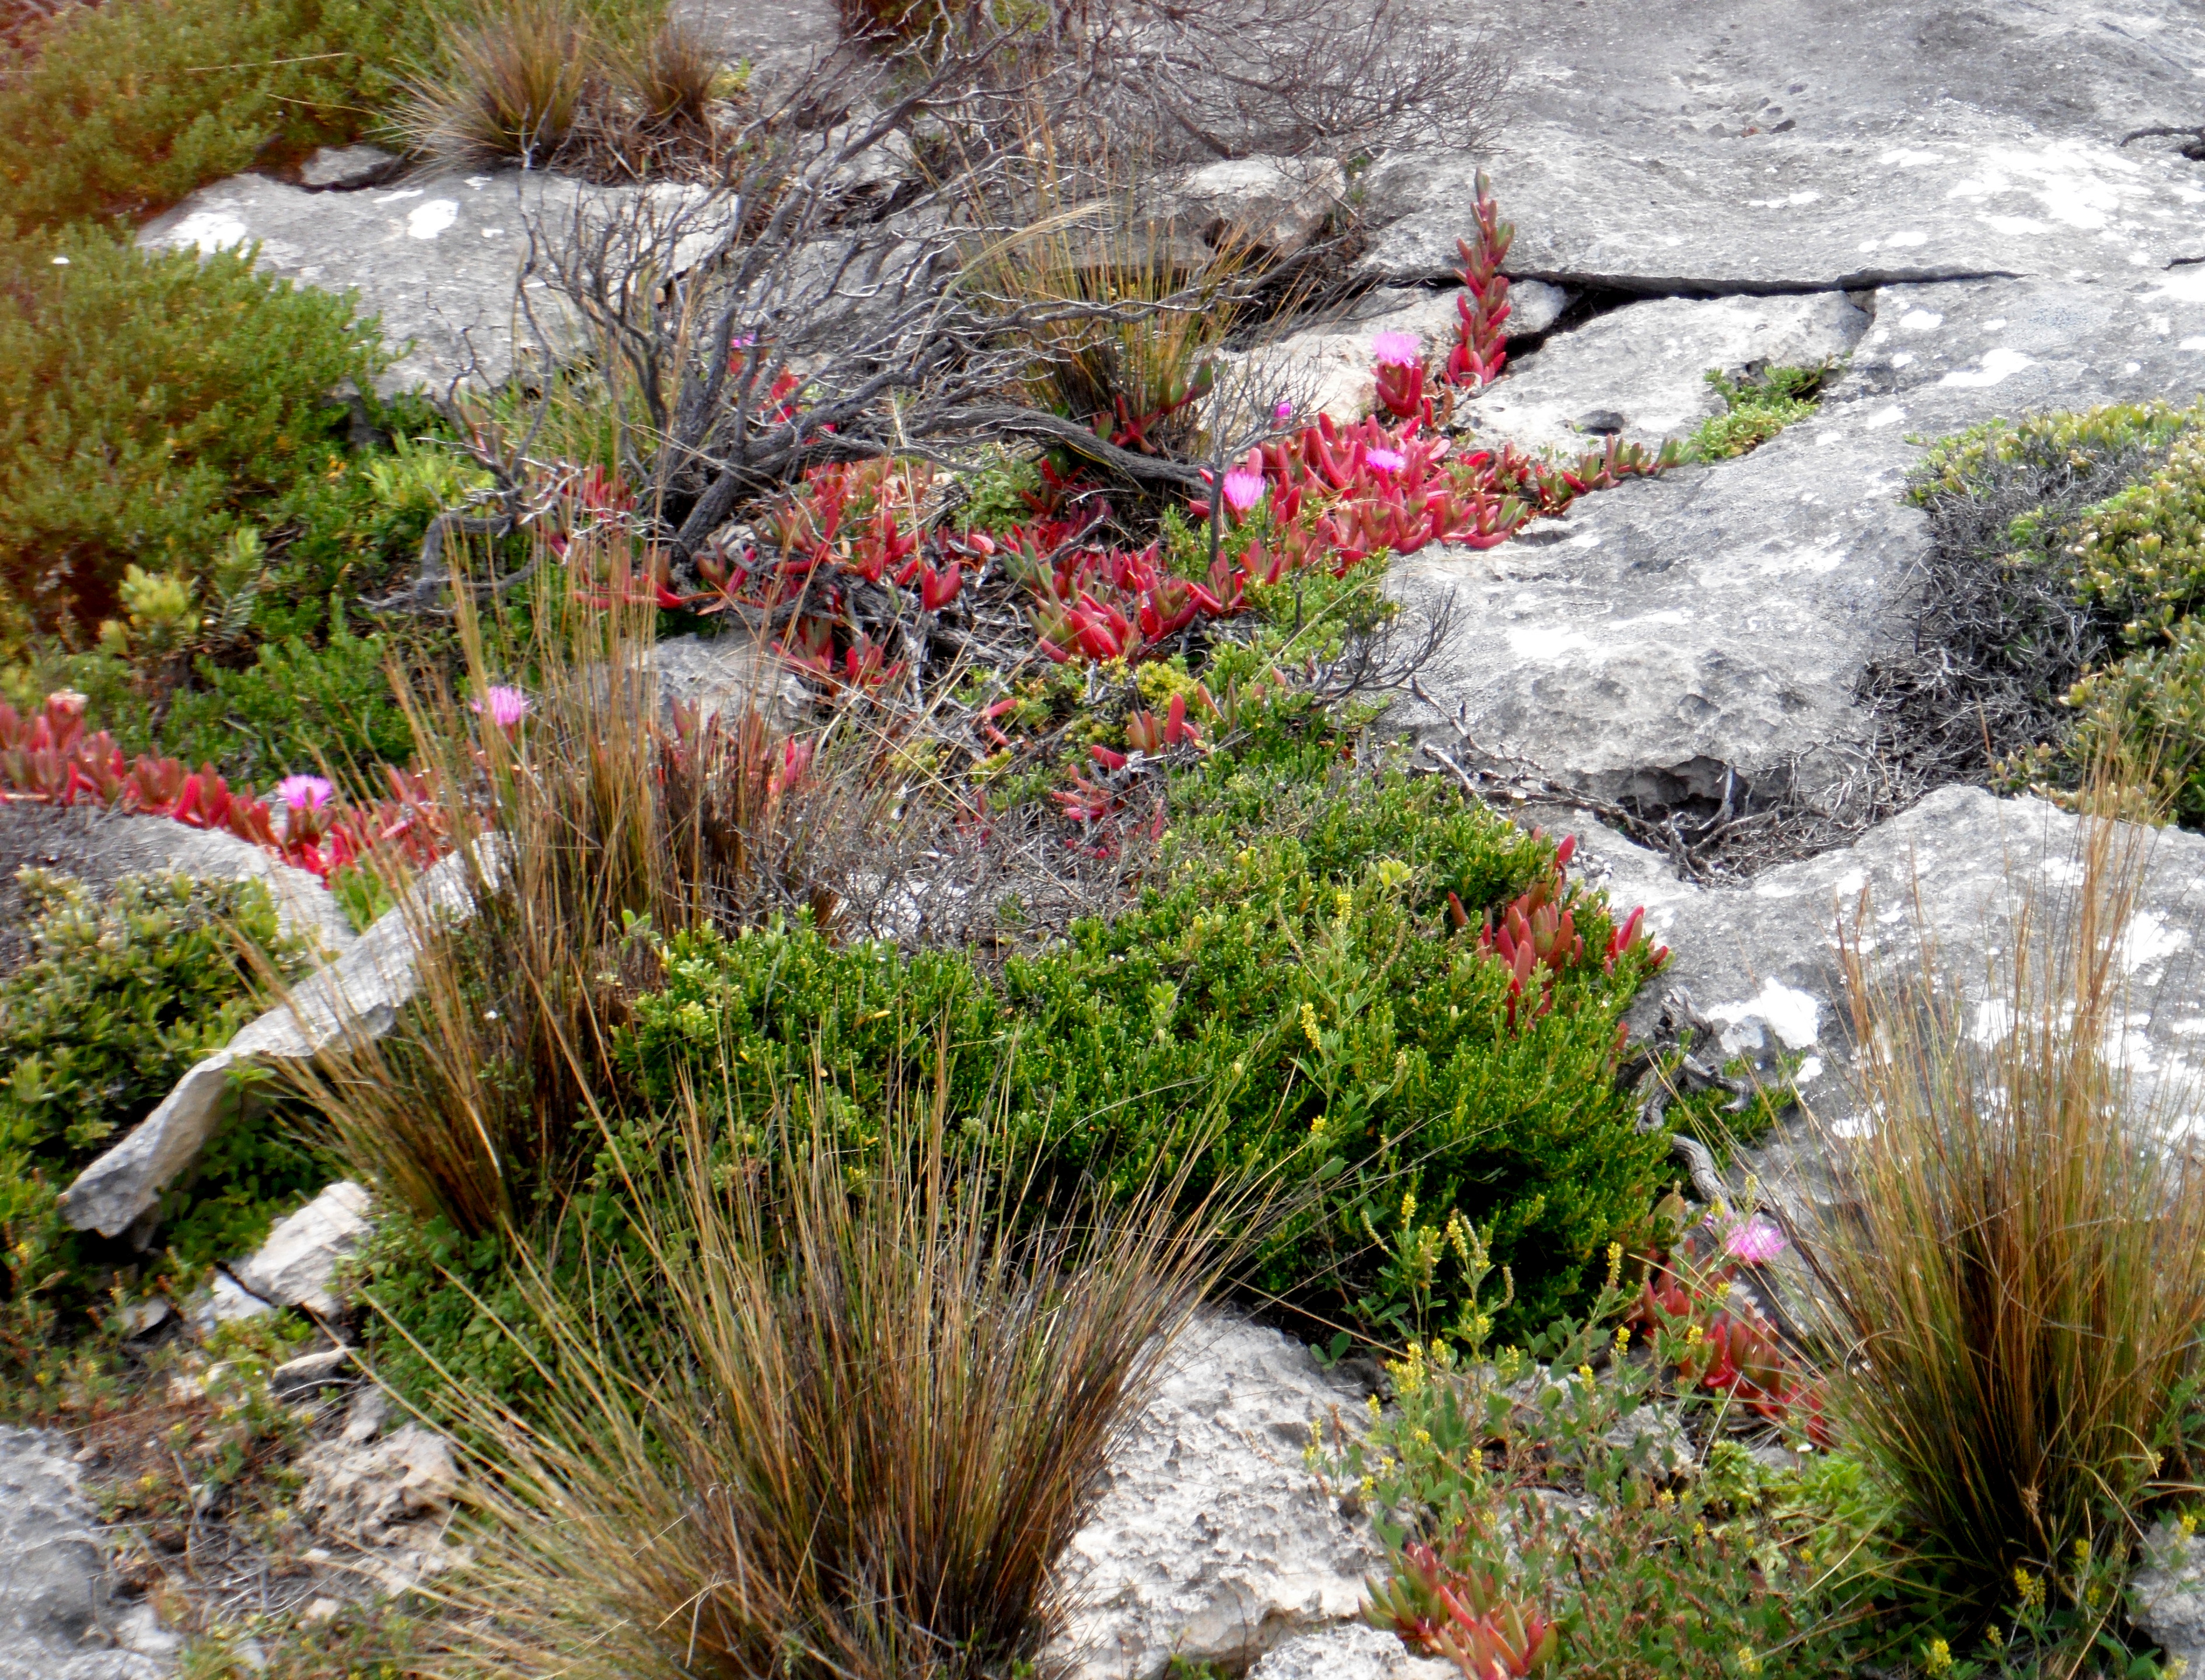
0,804 -> 354,976
230,1181 -> 372,1317
1244,1622 -> 1452,1680
1170,156 -> 1344,258
1364,0 -> 2205,290
0,1427 -> 170,1680
1463,291 -> 1870,454
1574,784 -> 2205,1165
1390,261 -> 2205,811
2133,1520 -> 2205,1675
61,845 -> 498,1238
296,145 -> 402,191
1053,1314 -> 1376,1680
1362,0 -> 2205,808
652,631 -> 811,727
138,173 -> 721,392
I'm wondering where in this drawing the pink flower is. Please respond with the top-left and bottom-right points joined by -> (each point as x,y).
1221,468 -> 1267,514
1724,1214 -> 1787,1265
1273,400 -> 1295,422
1371,331 -> 1423,369
1364,446 -> 1406,474
472,685 -> 532,729
275,774 -> 334,813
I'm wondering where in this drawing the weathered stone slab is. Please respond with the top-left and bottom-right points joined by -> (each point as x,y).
1054,1314 -> 1377,1680
1246,1622 -> 1452,1680
60,845 -> 498,1238
1364,0 -> 2205,292
230,1181 -> 372,1317
0,804 -> 354,975
1389,265 -> 2205,813
138,173 -> 724,393
1574,785 -> 2205,1146
1463,290 -> 1869,454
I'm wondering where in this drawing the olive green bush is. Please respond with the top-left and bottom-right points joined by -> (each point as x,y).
0,871 -> 321,1371
1899,400 -> 2205,824
0,229 -> 383,634
0,0 -> 433,229
617,742 -> 1669,1341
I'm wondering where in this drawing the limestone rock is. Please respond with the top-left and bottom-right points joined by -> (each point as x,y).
138,173 -> 724,393
1052,1314 -> 1377,1680
1245,1621 -> 1452,1680
2131,1520 -> 2205,1676
270,1346 -> 358,1399
60,845 -> 498,1238
1169,156 -> 1344,259
230,1181 -> 372,1317
1461,292 -> 1870,454
187,1272 -> 274,1334
0,804 -> 354,976
297,145 -> 402,191
1574,785 -> 2205,1170
652,631 -> 810,727
0,1427 -> 171,1680
296,1423 -> 459,1548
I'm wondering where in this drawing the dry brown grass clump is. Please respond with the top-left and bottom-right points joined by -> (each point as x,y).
1804,796 -> 2205,1608
429,1084 -> 1240,1680
289,573 -> 899,1238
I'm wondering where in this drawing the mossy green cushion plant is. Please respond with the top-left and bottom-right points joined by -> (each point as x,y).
1685,363 -> 1833,462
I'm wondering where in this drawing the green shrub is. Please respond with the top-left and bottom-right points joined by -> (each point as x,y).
154,621 -> 419,790
2065,617 -> 2205,830
0,0 -> 433,229
0,871 -> 322,1370
1685,363 -> 1832,462
2071,428 -> 2205,643
0,229 -> 384,634
619,746 -> 1670,1340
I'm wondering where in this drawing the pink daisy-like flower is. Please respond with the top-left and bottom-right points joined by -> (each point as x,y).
1724,1214 -> 1788,1265
1365,446 -> 1406,474
472,685 -> 532,729
1273,399 -> 1295,422
275,774 -> 334,813
1221,467 -> 1267,513
1371,330 -> 1423,368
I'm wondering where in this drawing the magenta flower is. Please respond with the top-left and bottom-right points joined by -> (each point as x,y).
1724,1214 -> 1787,1265
1364,446 -> 1406,474
1371,330 -> 1423,369
472,685 -> 532,729
275,774 -> 334,813
1273,399 -> 1295,422
1221,468 -> 1267,514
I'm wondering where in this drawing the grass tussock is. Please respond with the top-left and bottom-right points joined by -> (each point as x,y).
395,0 -> 595,167
431,1086 -> 1242,1680
290,564 -> 896,1239
1804,792 -> 2205,1609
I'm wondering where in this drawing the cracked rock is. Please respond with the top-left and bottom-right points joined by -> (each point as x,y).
1578,784 -> 2205,1188
61,845 -> 497,1240
1052,1314 -> 1377,1680
0,1427 -> 172,1680
1462,290 -> 1869,454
